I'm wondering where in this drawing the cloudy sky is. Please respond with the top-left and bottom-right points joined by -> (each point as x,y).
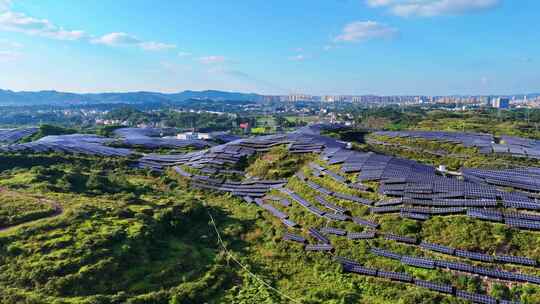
0,0 -> 538,95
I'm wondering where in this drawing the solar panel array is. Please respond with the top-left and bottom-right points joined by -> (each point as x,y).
338,257 -> 511,303
463,168 -> 540,192
137,125 -> 347,171
0,128 -> 38,143
467,208 -> 540,231
373,130 -> 540,159
177,169 -> 286,200
140,124 -> 538,303
113,127 -> 212,149
369,246 -> 540,286
0,134 -> 132,157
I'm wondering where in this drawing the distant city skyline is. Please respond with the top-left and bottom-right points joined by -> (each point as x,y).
0,0 -> 538,96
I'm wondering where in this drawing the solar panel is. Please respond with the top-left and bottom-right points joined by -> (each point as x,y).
419,242 -> 455,255
401,256 -> 435,269
370,206 -> 401,214
281,218 -> 298,228
315,196 -> 348,213
324,212 -> 350,221
262,204 -> 288,218
472,266 -> 503,278
456,290 -> 497,304
305,205 -> 326,217
320,227 -> 346,236
400,212 -> 430,221
505,218 -> 540,230
455,249 -> 494,262
413,279 -> 453,294
283,233 -> 306,243
370,248 -> 401,260
346,265 -> 378,276
333,192 -> 372,205
495,255 -> 537,266
435,260 -> 474,273
377,270 -> 413,282
174,166 -> 193,178
384,234 -> 418,244
305,244 -> 334,251
309,162 -> 326,172
351,183 -> 369,191
499,300 -> 522,304
351,217 -> 379,229
308,228 -> 330,244
279,198 -> 291,207
505,211 -> 540,222
347,231 -> 377,240
324,170 -> 348,184
334,256 -> 361,267
376,198 -> 403,207
467,209 -> 503,222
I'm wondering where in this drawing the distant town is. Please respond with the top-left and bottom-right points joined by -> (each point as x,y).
261,94 -> 540,109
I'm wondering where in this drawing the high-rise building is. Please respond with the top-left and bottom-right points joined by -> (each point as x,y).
322,95 -> 346,102
352,96 -> 362,103
288,94 -> 312,102
492,97 -> 510,109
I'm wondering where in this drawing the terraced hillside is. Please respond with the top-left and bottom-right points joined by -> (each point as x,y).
0,124 -> 539,303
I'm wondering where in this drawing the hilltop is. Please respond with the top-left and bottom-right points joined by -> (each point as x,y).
0,89 -> 262,106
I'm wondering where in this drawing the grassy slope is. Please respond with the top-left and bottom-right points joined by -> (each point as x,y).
0,149 -> 539,303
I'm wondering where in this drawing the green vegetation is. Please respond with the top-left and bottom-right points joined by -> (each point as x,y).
20,124 -> 78,142
4,106 -> 540,303
246,146 -> 316,179
348,107 -> 540,139
0,191 -> 57,228
0,148 -> 539,303
104,107 -> 246,133
366,134 -> 540,171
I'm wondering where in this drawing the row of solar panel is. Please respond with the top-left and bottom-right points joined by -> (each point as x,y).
337,256 -> 511,304
468,209 -> 540,230
382,234 -> 537,267
370,246 -> 540,285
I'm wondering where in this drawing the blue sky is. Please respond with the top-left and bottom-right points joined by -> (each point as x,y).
0,0 -> 538,95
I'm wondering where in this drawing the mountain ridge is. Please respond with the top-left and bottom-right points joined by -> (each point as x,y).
0,89 -> 263,105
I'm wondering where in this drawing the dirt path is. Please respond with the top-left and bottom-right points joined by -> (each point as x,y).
0,189 -> 64,233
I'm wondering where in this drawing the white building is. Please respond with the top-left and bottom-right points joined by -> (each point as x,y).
176,132 -> 212,140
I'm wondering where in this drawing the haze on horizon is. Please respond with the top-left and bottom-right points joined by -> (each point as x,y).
0,0 -> 538,96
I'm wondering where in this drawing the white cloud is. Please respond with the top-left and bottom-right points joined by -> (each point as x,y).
91,32 -> 140,46
0,11 -> 85,40
366,0 -> 500,17
366,0 -> 394,7
0,50 -> 19,62
177,51 -> 192,57
334,21 -> 398,43
0,7 -> 175,51
0,0 -> 12,12
198,55 -> 227,65
139,41 -> 175,51
91,32 -> 176,51
0,39 -> 21,48
289,54 -> 307,61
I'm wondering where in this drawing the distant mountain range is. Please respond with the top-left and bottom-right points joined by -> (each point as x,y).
1,89 -> 539,106
0,89 -> 263,106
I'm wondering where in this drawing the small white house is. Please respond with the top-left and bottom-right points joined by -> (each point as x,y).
176,132 -> 212,140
